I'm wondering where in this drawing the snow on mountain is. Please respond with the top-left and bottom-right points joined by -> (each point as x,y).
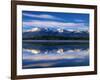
24,27 -> 89,33
25,27 -> 40,32
73,30 -> 82,33
23,27 -> 89,39
57,28 -> 64,33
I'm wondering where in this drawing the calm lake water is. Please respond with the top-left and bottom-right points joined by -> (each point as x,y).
22,42 -> 89,69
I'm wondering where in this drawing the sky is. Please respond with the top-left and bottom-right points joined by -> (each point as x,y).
22,11 -> 89,32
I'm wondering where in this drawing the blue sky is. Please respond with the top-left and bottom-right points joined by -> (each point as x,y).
22,11 -> 89,32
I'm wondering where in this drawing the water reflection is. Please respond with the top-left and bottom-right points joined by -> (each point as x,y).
22,42 -> 89,69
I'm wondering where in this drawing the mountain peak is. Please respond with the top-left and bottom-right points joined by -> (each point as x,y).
57,29 -> 64,33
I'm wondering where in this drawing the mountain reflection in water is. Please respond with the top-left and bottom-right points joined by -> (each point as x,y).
22,42 -> 89,69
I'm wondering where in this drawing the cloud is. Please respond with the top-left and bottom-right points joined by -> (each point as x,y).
23,48 -> 89,68
23,62 -> 58,68
74,19 -> 85,23
23,20 -> 82,27
23,49 -> 89,61
23,13 -> 63,20
23,20 -> 88,31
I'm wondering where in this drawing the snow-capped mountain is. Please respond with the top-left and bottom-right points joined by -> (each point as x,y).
23,27 -> 89,39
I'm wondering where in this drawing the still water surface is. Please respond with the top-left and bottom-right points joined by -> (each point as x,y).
22,42 -> 89,69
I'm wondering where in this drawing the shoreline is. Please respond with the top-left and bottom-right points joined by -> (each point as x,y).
23,40 -> 89,43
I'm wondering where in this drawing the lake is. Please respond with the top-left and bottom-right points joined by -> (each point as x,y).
22,41 -> 89,69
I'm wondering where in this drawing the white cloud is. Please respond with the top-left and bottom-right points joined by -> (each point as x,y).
23,20 -> 88,31
23,62 -> 58,68
23,49 -> 89,61
23,13 -> 63,20
23,49 -> 89,68
74,19 -> 85,22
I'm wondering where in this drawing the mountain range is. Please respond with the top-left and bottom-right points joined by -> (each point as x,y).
23,27 -> 89,40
